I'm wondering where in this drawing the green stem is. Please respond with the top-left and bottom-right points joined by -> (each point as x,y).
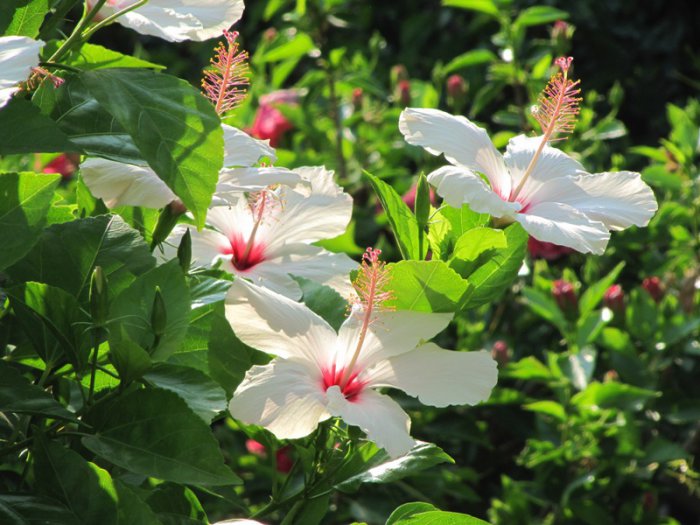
45,0 -> 107,65
39,0 -> 84,40
80,0 -> 149,41
87,333 -> 100,405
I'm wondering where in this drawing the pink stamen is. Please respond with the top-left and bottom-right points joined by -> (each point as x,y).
202,30 -> 249,115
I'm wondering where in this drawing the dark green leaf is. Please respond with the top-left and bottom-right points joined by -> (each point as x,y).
0,495 -> 78,525
0,171 -> 60,270
143,362 -> 227,422
0,98 -> 78,154
7,215 -> 156,303
578,262 -> 624,319
462,223 -> 527,309
387,260 -> 471,312
294,276 -> 348,331
80,69 -> 223,228
109,334 -> 152,385
522,287 -> 567,333
109,260 -> 190,361
145,483 -> 208,524
114,480 -> 161,525
0,361 -> 75,420
366,171 -> 423,260
82,388 -> 240,486
335,442 -> 453,493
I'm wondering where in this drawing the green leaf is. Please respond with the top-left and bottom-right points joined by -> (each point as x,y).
143,362 -> 227,423
114,480 -> 161,525
441,49 -> 497,75
41,41 -> 165,70
571,382 -> 659,412
365,171 -> 423,260
82,388 -> 240,486
7,215 -> 155,303
523,400 -> 566,422
503,356 -> 554,381
0,98 -> 79,155
448,227 -> 507,278
442,0 -> 499,17
32,77 -> 143,164
294,276 -> 348,331
387,260 -> 470,312
0,361 -> 75,420
33,435 -> 119,525
513,6 -> 568,27
7,282 -> 91,369
522,287 -> 567,333
578,262 -> 624,319
462,223 -> 527,309
387,503 -> 440,525
428,204 -> 489,260
109,260 -> 190,361
0,495 -> 78,525
109,335 -> 152,385
145,483 -> 208,523
393,511 -> 491,525
335,442 -> 453,493
80,69 -> 223,227
0,171 -> 60,270
259,32 -> 315,62
0,0 -> 49,37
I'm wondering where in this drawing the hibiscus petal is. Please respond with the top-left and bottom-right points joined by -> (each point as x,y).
115,0 -> 245,42
216,167 -> 302,197
367,343 -> 497,408
79,158 -> 176,209
504,134 -> 585,205
326,386 -> 415,458
222,124 -> 275,167
516,201 -> 610,255
225,278 -> 336,365
205,199 -> 255,241
399,108 -> 511,197
562,171 -> 658,230
427,165 -> 521,218
229,360 -> 329,440
0,36 -> 44,109
335,310 -> 453,369
161,224 -> 231,268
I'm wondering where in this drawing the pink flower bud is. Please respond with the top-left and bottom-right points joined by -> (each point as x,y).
551,20 -> 570,41
249,90 -> 298,147
397,79 -> 411,107
43,153 -> 78,181
491,340 -> 509,367
527,237 -> 574,260
603,284 -> 625,316
642,276 -> 664,303
245,439 -> 293,473
352,87 -> 363,110
552,279 -> 578,318
263,27 -> 277,43
390,64 -> 408,85
446,74 -> 467,99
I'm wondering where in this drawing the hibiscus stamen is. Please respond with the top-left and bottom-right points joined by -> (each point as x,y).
237,189 -> 268,267
201,30 -> 249,115
509,56 -> 581,202
339,248 -> 393,390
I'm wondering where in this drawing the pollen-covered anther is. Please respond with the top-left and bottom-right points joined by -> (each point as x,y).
351,247 -> 394,314
533,56 -> 582,140
201,29 -> 250,115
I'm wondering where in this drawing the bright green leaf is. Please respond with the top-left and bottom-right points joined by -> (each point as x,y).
448,227 -> 507,278
578,262 -> 624,319
0,0 -> 49,37
387,260 -> 470,312
514,6 -> 568,27
442,0 -> 500,17
441,49 -> 497,75
428,204 -> 489,260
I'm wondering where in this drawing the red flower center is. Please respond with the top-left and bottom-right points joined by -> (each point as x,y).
321,363 -> 365,402
223,234 -> 266,271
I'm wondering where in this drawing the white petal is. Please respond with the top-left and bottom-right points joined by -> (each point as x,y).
225,278 -> 336,366
79,157 -> 175,208
427,165 -> 520,218
368,343 -> 497,408
326,386 -> 415,458
335,310 -> 452,370
229,360 -> 329,440
223,124 -> 275,167
0,36 -> 44,108
265,169 -> 353,245
516,201 -> 610,255
206,199 -> 254,241
399,108 -> 511,198
216,167 -> 302,196
504,134 -> 585,205
561,171 -> 658,230
112,0 -> 245,42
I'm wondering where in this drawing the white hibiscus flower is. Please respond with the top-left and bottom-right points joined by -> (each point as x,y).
226,275 -> 497,458
87,0 -> 245,43
0,36 -> 44,109
399,108 -> 657,255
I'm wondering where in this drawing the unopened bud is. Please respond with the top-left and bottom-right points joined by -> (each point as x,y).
390,64 -> 408,87
603,284 -> 625,316
352,87 -> 363,110
552,279 -> 578,319
89,266 -> 109,327
491,340 -> 509,367
263,27 -> 277,43
414,173 -> 431,232
603,369 -> 619,382
551,20 -> 570,40
642,276 -> 664,303
177,229 -> 192,274
150,287 -> 167,338
397,79 -> 411,107
446,74 -> 467,112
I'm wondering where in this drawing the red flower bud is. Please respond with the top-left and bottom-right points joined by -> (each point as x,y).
527,237 -> 574,260
447,74 -> 467,99
603,284 -> 625,316
245,439 -> 293,473
552,279 -> 578,319
397,79 -> 411,107
642,277 -> 664,303
491,340 -> 509,367
352,87 -> 363,110
43,153 -> 79,181
249,90 -> 298,147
